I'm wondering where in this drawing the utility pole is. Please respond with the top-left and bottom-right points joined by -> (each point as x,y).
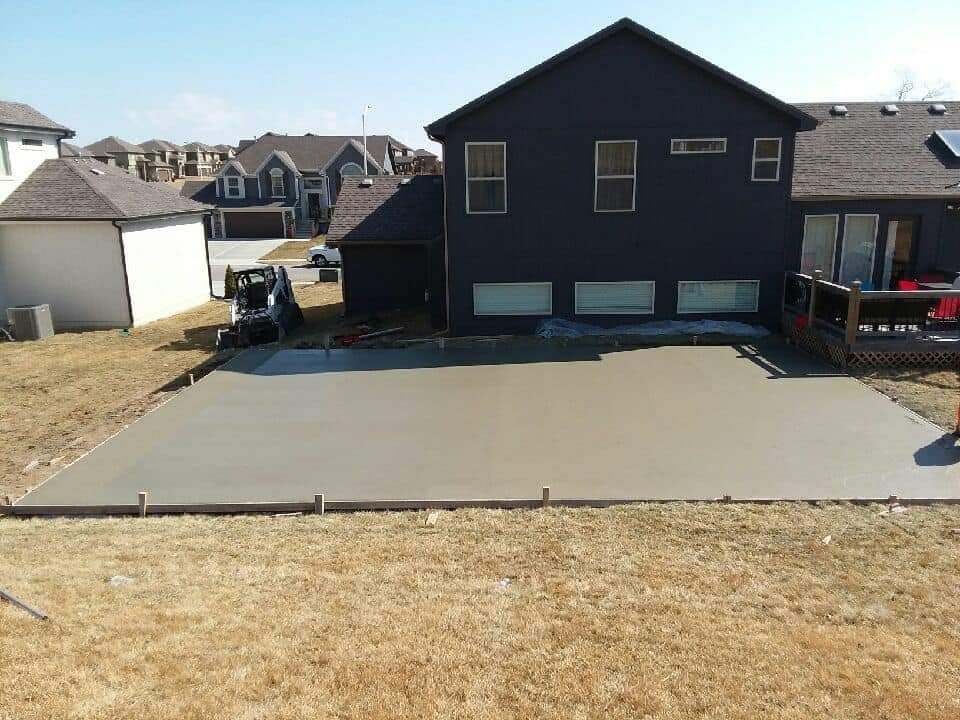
362,104 -> 373,175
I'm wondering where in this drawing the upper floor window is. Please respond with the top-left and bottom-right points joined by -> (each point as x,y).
224,176 -> 243,199
0,138 -> 10,176
340,162 -> 363,179
751,138 -> 782,181
595,140 -> 636,212
465,142 -> 506,213
270,168 -> 285,197
670,138 -> 726,154
21,138 -> 43,148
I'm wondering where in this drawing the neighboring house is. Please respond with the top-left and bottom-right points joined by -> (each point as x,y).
140,139 -> 187,179
395,148 -> 440,175
790,102 -> 960,290
327,174 -> 445,325
0,100 -> 75,203
61,142 -> 94,159
183,142 -> 219,176
209,134 -> 405,239
214,144 -> 235,164
0,158 -> 211,329
425,18 -> 816,335
84,136 -> 146,177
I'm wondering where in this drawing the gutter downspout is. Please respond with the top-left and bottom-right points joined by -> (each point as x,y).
202,211 -> 214,298
426,129 -> 450,335
112,219 -> 135,328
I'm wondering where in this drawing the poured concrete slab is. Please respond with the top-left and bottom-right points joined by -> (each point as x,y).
18,342 -> 960,507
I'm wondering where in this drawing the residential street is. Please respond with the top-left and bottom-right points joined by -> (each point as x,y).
207,239 -> 321,294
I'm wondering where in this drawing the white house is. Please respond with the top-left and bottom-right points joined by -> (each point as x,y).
0,158 -> 212,329
0,100 -> 74,203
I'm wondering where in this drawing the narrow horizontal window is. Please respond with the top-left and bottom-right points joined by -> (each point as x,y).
474,282 -> 551,316
670,138 -> 727,154
466,142 -> 506,213
575,281 -> 655,315
21,138 -> 43,147
751,138 -> 782,181
594,140 -> 636,212
677,281 -> 759,313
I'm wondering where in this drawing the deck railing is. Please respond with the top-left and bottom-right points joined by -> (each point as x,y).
783,271 -> 960,347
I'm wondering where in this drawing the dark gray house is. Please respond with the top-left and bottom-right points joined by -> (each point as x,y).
210,134 -> 405,238
790,102 -> 960,290
425,18 -> 817,335
327,174 -> 445,325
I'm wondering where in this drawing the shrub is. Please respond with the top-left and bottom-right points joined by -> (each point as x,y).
224,264 -> 237,299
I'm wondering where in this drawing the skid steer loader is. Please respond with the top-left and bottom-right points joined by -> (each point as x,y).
216,266 -> 304,351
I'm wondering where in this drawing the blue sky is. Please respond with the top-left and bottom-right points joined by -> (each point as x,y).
2,0 -> 957,152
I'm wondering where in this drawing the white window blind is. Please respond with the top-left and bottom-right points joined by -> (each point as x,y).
473,283 -> 551,316
575,281 -> 655,314
677,281 -> 759,313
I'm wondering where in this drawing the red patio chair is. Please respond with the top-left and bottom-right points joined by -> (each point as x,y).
896,279 -> 920,291
930,296 -> 960,321
917,272 -> 946,283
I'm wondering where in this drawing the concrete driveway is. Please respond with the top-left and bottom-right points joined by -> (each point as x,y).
17,341 -> 960,508
207,239 -> 318,295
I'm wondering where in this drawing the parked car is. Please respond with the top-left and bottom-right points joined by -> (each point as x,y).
307,243 -> 341,267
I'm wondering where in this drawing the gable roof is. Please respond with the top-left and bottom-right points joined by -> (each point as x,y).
0,100 -> 74,136
426,18 -> 817,139
793,102 -> 960,199
140,139 -> 186,153
184,141 -> 218,152
213,144 -> 235,153
84,136 -> 144,155
0,159 -> 209,220
60,142 -> 92,158
179,179 -> 217,204
328,175 -> 444,245
232,134 -> 394,175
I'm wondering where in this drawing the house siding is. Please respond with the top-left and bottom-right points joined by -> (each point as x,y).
257,155 -> 298,204
327,143 -> 386,204
790,199 -> 960,286
440,28 -> 799,335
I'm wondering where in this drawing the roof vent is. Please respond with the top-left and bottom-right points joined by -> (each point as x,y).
90,168 -> 105,176
882,103 -> 899,115
929,103 -> 947,115
360,178 -> 373,187
830,104 -> 848,117
399,177 -> 411,185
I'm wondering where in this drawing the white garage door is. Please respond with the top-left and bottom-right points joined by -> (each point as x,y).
575,281 -> 655,314
473,282 -> 552,315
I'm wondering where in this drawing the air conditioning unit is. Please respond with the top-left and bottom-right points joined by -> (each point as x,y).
7,304 -> 54,341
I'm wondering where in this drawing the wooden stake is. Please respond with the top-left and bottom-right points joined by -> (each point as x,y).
188,373 -> 195,386
542,486 -> 550,508
0,588 -> 48,620
314,493 -> 325,515
138,491 -> 148,518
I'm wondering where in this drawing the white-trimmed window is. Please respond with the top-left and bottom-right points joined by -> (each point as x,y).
670,138 -> 727,154
21,137 -> 42,148
224,176 -> 243,199
465,142 -> 506,214
839,214 -> 879,286
575,281 -> 655,315
0,138 -> 10,176
751,138 -> 782,181
677,281 -> 759,313
594,140 -> 636,212
800,214 -> 838,277
473,282 -> 551,316
270,168 -> 285,197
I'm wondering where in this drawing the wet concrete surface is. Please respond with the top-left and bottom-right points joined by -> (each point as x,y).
18,341 -> 960,506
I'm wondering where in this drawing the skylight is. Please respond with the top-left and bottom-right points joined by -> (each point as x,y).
830,105 -> 848,116
934,130 -> 960,158
882,104 -> 899,115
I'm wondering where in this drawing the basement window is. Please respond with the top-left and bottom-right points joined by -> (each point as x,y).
677,281 -> 759,313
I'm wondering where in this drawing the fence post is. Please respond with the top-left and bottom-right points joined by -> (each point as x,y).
845,281 -> 862,347
808,270 -> 822,326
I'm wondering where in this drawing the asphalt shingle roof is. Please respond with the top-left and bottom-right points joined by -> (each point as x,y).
184,142 -> 218,152
233,135 -> 393,174
0,100 -> 73,135
140,139 -> 186,153
84,136 -> 145,155
60,142 -> 91,157
0,159 -> 210,220
328,175 -> 443,244
793,102 -> 960,199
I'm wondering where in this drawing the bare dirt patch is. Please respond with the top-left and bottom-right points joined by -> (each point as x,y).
0,284 -> 341,501
856,368 -> 959,431
2,503 -> 960,718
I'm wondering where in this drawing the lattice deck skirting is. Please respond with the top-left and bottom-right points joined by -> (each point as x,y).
781,312 -> 960,368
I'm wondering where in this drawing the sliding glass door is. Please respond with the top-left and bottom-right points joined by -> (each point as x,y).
800,215 -> 838,277
839,214 -> 879,287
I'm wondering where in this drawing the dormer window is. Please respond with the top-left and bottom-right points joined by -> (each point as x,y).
270,168 -> 285,197
224,176 -> 243,199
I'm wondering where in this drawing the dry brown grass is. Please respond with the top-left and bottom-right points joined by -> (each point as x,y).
856,368 -> 960,431
258,239 -> 319,263
2,503 -> 960,719
0,284 -> 341,501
